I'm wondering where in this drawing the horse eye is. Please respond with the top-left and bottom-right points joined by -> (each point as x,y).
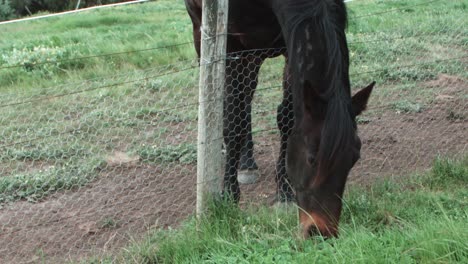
306,151 -> 316,165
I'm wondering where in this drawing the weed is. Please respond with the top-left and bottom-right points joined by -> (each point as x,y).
99,217 -> 119,229
137,143 -> 197,164
425,156 -> 468,188
392,100 -> 424,113
2,44 -> 84,76
447,110 -> 465,121
356,116 -> 372,124
0,158 -> 104,203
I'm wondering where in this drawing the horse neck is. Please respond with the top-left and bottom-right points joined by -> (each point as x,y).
277,1 -> 355,171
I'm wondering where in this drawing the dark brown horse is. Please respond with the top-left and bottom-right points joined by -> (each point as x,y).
185,0 -> 374,238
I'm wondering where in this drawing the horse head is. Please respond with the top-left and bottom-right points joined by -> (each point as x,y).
287,82 -> 374,238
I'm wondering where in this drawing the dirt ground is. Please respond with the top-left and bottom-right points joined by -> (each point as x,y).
0,75 -> 466,263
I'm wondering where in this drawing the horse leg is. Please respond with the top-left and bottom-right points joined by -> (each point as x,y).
238,93 -> 259,184
185,0 -> 201,56
276,61 -> 295,203
223,54 -> 263,202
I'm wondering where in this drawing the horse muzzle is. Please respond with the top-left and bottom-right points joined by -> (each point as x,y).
299,210 -> 339,239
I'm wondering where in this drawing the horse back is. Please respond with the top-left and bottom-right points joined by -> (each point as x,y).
184,0 -> 284,53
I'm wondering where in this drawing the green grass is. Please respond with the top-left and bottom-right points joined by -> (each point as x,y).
0,157 -> 104,203
391,100 -> 424,113
0,0 -> 194,91
84,156 -> 467,263
0,0 -> 466,205
347,0 -> 467,87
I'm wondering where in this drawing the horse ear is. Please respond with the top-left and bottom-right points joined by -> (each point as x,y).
352,81 -> 375,116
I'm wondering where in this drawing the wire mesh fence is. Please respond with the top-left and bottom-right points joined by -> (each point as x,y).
0,0 -> 466,262
0,58 -> 202,262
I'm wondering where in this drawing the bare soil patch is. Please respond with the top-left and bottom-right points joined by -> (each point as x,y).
0,164 -> 196,263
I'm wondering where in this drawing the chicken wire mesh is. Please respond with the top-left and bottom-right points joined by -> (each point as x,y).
0,59 -> 202,262
0,0 -> 467,262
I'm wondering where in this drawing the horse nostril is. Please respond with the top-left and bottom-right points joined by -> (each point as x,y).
306,224 -> 319,238
301,219 -> 339,239
303,223 -> 337,239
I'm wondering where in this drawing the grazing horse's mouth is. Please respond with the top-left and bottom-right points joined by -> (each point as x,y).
299,209 -> 338,238
299,208 -> 338,239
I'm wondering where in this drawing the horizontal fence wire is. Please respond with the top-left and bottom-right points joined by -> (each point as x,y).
0,65 -> 459,120
2,53 -> 464,109
0,82 -> 286,149
350,55 -> 467,77
0,0 -> 449,72
0,42 -> 194,71
354,0 -> 442,18
0,64 -> 200,109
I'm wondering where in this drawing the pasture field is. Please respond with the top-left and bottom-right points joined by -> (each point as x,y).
0,0 -> 466,262
0,0 -> 466,203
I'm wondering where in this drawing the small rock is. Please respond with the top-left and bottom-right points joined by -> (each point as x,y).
435,94 -> 454,101
78,222 -> 98,235
106,151 -> 139,167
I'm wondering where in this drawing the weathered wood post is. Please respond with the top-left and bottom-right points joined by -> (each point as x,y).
196,0 -> 228,217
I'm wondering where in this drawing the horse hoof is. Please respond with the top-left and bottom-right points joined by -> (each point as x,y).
238,169 -> 259,184
221,187 -> 241,203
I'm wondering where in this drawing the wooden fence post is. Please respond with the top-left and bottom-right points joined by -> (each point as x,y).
196,0 -> 228,217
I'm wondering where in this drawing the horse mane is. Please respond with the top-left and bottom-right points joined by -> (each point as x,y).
282,0 -> 354,180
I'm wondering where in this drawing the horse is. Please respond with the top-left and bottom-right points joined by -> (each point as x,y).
184,0 -> 375,238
